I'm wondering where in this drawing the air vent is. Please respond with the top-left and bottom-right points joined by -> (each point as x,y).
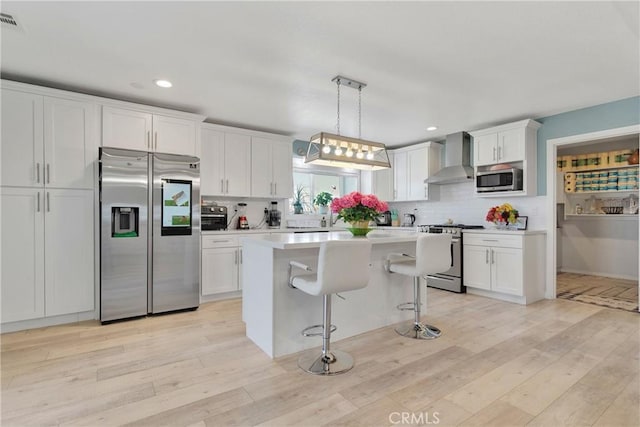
0,12 -> 19,28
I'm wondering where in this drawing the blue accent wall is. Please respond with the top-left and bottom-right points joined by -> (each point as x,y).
536,96 -> 640,195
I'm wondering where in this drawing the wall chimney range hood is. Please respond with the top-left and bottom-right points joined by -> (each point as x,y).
426,131 -> 473,184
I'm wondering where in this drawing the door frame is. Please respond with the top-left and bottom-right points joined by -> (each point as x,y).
545,125 -> 640,309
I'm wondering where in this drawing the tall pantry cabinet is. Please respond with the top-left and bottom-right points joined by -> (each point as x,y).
1,83 -> 96,323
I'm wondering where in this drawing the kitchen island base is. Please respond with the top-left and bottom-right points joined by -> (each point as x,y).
241,232 -> 425,358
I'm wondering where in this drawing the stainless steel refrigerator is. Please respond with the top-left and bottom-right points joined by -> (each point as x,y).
99,148 -> 200,322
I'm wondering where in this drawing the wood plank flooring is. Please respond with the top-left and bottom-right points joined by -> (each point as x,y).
557,272 -> 639,312
1,290 -> 639,426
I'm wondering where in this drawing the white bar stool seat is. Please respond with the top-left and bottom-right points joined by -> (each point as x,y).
385,234 -> 452,339
289,240 -> 372,375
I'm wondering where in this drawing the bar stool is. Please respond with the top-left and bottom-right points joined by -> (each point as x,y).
385,234 -> 452,340
288,240 -> 372,375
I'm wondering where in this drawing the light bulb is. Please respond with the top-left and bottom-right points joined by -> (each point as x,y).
346,147 -> 354,157
356,150 -> 364,159
334,146 -> 343,156
366,151 -> 374,160
322,144 -> 331,154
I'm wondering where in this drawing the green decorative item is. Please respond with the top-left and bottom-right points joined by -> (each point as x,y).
292,185 -> 309,214
313,191 -> 333,215
348,220 -> 372,236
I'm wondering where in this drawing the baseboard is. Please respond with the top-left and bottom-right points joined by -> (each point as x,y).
200,290 -> 242,304
558,268 -> 639,282
1,311 -> 97,333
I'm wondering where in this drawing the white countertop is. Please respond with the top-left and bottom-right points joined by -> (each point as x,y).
462,228 -> 546,236
201,225 -> 418,236
240,230 -> 419,249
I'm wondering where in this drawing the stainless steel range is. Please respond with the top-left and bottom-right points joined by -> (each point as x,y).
418,224 -> 484,293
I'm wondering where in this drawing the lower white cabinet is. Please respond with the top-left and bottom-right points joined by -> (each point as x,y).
1,187 -> 94,323
201,233 -> 269,296
201,235 -> 241,295
463,231 -> 545,304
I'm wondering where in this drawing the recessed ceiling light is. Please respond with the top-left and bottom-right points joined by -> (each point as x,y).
154,79 -> 172,88
427,126 -> 438,131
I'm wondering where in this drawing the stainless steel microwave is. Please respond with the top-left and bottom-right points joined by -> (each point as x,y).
476,168 -> 523,192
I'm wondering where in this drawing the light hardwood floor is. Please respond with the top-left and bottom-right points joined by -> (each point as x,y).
1,290 -> 639,426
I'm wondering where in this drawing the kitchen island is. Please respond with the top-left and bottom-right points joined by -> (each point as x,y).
241,230 -> 423,358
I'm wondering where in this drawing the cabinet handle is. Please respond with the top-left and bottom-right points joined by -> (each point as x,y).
46,192 -> 50,212
234,251 -> 238,265
482,239 -> 499,242
220,179 -> 224,193
270,182 -> 273,195
154,132 -> 158,150
35,163 -> 40,183
147,131 -> 150,149
274,182 -> 277,195
491,249 -> 495,264
424,187 -> 427,198
36,192 -> 40,212
493,147 -> 496,161
485,249 -> 489,264
239,249 -> 243,264
497,145 -> 502,160
46,164 -> 50,184
226,180 -> 229,193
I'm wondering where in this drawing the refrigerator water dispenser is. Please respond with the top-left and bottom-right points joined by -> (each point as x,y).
112,207 -> 139,237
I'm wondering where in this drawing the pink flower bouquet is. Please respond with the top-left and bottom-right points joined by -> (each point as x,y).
330,192 -> 389,224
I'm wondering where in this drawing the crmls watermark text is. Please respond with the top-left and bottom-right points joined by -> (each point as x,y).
389,411 -> 440,425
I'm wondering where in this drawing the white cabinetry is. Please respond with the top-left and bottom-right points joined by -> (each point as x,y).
463,231 -> 545,305
1,89 -> 94,189
1,83 -> 96,325
470,119 -> 541,197
102,106 -> 197,156
251,137 -> 293,198
201,233 -> 269,298
392,142 -> 442,202
0,188 -> 94,322
202,235 -> 242,295
372,152 -> 394,201
200,127 -> 251,197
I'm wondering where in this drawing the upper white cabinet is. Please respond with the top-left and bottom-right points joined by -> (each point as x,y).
372,151 -> 394,201
200,126 -> 251,197
102,106 -> 197,156
470,119 -> 541,197
392,142 -> 442,202
1,89 -> 94,189
251,137 -> 293,198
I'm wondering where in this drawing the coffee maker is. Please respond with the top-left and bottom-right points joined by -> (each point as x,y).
267,201 -> 281,229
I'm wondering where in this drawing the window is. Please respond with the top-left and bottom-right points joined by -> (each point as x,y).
291,158 -> 359,213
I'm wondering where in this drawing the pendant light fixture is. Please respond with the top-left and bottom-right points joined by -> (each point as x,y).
305,76 -> 391,170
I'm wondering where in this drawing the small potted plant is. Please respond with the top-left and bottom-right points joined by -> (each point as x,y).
313,191 -> 333,215
292,185 -> 308,214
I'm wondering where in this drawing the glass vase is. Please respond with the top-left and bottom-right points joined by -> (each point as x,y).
348,220 -> 371,237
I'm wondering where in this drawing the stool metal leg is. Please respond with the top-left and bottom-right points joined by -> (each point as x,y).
298,294 -> 354,375
395,277 -> 442,340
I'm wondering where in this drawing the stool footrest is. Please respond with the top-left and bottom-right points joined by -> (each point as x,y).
302,324 -> 337,337
396,302 -> 421,311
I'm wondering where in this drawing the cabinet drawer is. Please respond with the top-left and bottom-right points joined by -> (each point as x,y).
202,235 -> 239,248
463,233 -> 523,249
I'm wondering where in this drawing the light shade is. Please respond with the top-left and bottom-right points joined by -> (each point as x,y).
305,132 -> 391,171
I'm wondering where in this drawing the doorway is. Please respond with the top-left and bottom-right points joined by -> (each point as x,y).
546,125 -> 640,313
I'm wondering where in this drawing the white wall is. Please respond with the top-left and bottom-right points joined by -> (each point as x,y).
559,217 -> 639,280
389,181 -> 548,230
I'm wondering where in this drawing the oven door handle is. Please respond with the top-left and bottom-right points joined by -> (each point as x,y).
426,274 -> 456,282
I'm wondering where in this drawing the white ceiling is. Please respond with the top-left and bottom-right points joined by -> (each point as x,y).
1,1 -> 638,147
